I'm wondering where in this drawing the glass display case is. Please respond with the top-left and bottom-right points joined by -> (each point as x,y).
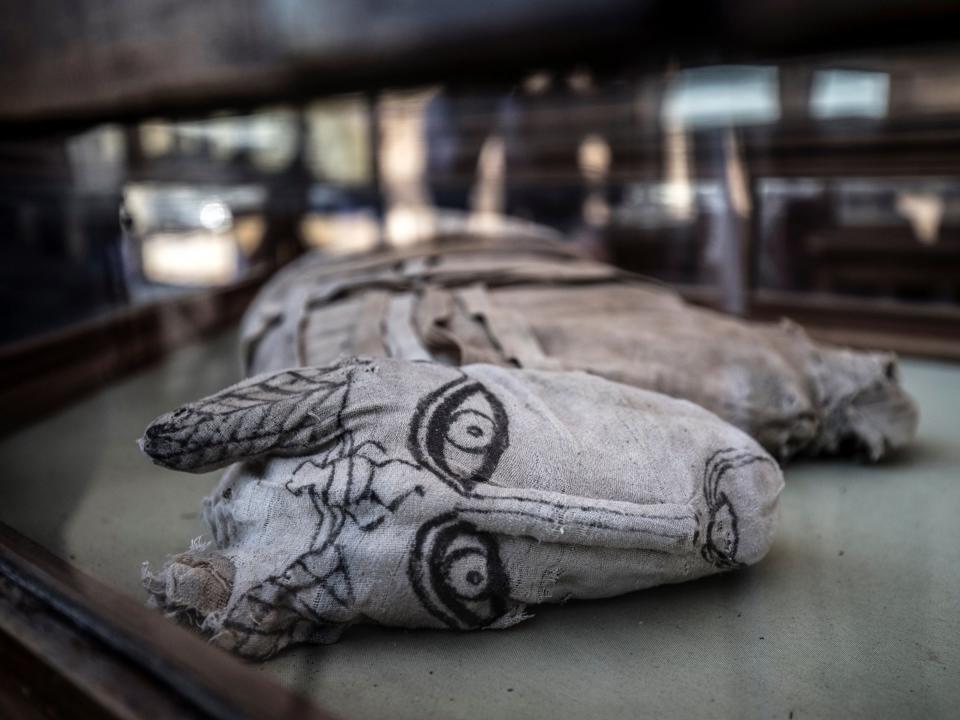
1,3 -> 959,719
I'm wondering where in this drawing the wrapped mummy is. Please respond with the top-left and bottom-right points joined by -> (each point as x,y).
141,357 -> 783,659
241,235 -> 918,461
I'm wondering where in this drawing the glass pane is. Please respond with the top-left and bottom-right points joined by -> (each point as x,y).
2,42 -> 958,720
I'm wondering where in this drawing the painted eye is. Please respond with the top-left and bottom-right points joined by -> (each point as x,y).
699,448 -> 772,570
708,501 -> 737,556
408,377 -> 509,492
446,409 -> 495,452
701,493 -> 741,569
441,543 -> 491,600
409,513 -> 510,629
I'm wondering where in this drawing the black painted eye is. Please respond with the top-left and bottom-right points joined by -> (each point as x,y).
408,377 -> 509,493
409,513 -> 510,629
702,495 -> 741,569
442,543 -> 491,600
699,448 -> 768,571
446,409 -> 495,452
708,500 -> 737,557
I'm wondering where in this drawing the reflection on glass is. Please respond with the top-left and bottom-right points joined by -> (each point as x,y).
306,96 -> 371,185
199,201 -> 232,232
7,49 -> 960,348
379,89 -> 439,246
123,184 -> 265,290
662,65 -> 780,128
896,191 -> 944,245
810,70 -> 889,119
141,231 -> 239,285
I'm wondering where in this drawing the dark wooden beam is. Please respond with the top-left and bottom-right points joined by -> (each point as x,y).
4,1 -> 960,128
681,285 -> 960,360
0,273 -> 268,437
0,523 -> 333,720
0,0 -> 657,128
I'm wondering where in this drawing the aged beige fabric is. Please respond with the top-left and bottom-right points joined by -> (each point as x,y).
140,231 -> 916,659
240,234 -> 918,461
141,357 -> 783,658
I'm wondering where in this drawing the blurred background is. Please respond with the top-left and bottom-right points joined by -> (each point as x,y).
5,31 -> 960,360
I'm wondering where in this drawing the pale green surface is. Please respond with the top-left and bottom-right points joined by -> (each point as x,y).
0,331 -> 238,596
1,336 -> 958,719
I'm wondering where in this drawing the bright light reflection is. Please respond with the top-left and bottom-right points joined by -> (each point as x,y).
662,66 -> 780,128
199,201 -> 232,231
142,232 -> 238,285
811,70 -> 889,119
